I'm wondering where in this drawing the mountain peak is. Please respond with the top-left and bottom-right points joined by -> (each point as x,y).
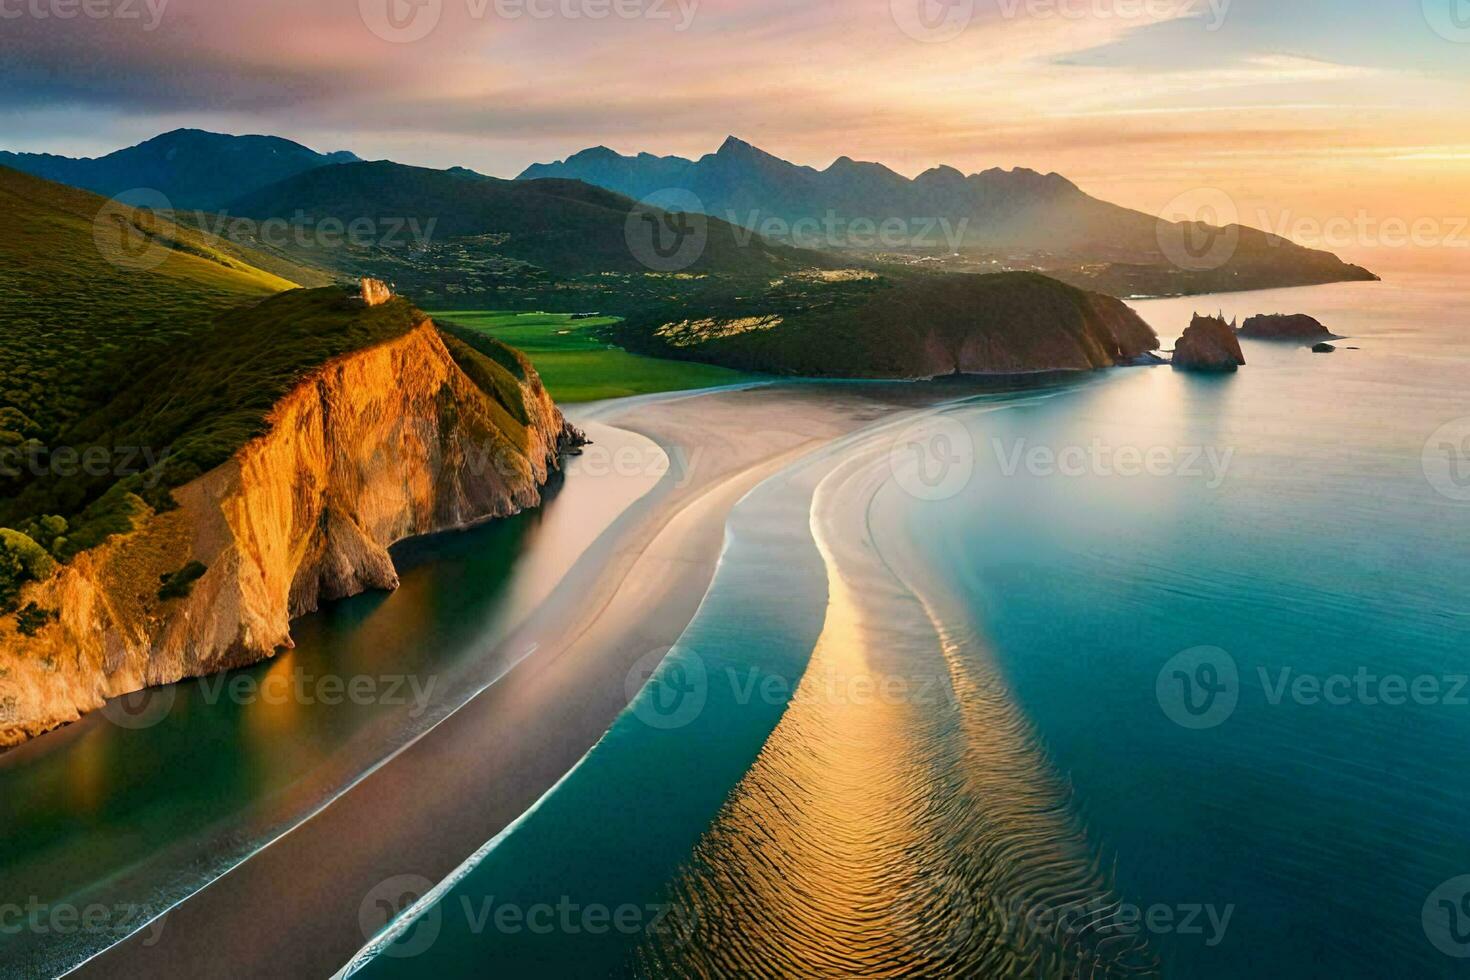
916,164 -> 966,184
718,135 -> 756,155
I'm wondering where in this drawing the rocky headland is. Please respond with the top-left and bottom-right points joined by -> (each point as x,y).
0,302 -> 581,746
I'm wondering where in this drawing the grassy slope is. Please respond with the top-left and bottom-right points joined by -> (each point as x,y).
0,170 -> 452,577
437,311 -> 754,403
0,166 -> 303,445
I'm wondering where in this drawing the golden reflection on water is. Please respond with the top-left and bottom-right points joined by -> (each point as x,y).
66,727 -> 111,816
243,652 -> 306,745
639,439 -> 1159,978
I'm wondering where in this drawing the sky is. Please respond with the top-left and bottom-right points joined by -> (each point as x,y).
3,0 -> 1469,264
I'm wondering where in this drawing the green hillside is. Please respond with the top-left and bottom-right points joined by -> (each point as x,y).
0,166 -> 303,446
612,270 -> 1160,378
218,160 -> 840,313
438,311 -> 753,402
0,170 -> 364,610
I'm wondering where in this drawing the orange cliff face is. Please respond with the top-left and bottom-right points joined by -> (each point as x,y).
0,320 -> 580,747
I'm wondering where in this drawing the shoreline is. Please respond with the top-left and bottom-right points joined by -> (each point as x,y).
68,381 -> 974,979
2,418 -> 665,980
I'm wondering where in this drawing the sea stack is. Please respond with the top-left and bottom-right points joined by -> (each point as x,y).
1239,313 -> 1334,341
1173,314 -> 1247,372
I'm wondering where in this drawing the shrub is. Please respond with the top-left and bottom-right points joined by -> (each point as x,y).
0,529 -> 56,613
15,603 -> 57,637
158,560 -> 208,601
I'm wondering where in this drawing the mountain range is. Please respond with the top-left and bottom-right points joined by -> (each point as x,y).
0,129 -> 359,210
521,137 -> 1378,295
0,129 -> 1377,301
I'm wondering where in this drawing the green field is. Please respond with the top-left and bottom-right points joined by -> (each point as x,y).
436,311 -> 755,403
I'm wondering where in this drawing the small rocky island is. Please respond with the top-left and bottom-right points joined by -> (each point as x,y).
1173,314 -> 1247,372
1239,313 -> 1336,341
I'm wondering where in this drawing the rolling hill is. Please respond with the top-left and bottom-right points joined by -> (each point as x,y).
0,129 -> 359,210
0,165 -> 305,450
225,159 -> 824,276
0,167 -> 564,587
612,269 -> 1160,378
1,169 -> 583,745
213,159 -> 839,311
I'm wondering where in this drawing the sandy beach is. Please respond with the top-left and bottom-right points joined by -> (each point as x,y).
70,382 -> 960,980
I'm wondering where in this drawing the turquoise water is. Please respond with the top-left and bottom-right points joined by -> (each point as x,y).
351,273 -> 1470,978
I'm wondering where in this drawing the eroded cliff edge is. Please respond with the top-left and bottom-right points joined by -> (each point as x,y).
0,315 -> 581,746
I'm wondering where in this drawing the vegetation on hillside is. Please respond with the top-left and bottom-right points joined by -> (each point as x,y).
438,312 -> 753,403
610,269 -> 1158,377
0,166 -> 300,446
2,288 -> 425,543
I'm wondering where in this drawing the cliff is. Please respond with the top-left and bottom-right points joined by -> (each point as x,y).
0,320 -> 580,746
1173,314 -> 1247,372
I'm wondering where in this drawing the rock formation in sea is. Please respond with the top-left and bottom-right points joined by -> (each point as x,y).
1313,343 -> 1337,353
1238,313 -> 1335,341
1173,314 -> 1247,372
0,319 -> 582,746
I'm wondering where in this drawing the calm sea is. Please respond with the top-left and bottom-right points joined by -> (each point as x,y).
348,272 -> 1470,979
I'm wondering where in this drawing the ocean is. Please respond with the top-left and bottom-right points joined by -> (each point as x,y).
347,272 -> 1470,978
5,272 -> 1468,978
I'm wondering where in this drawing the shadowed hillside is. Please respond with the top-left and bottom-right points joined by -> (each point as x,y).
523,137 -> 1379,298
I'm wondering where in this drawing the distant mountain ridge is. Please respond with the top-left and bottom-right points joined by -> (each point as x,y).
520,137 -> 1378,295
0,129 -> 359,209
520,137 -> 1085,243
225,159 -> 821,278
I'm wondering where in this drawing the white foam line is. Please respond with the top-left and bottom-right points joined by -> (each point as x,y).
333,729 -> 605,979
65,380 -> 1102,979
59,637 -> 551,979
